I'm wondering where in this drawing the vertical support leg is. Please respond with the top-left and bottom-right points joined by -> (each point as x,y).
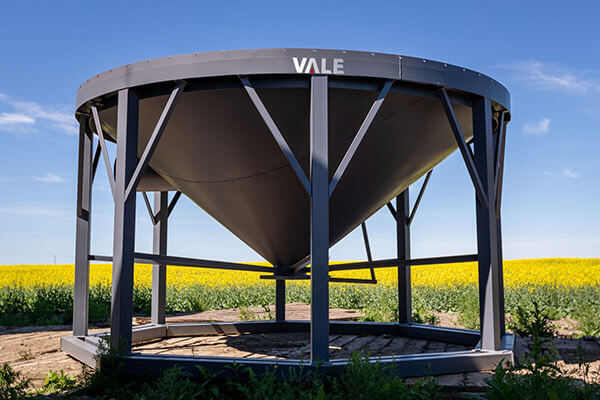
473,97 -> 503,350
496,217 -> 506,335
396,190 -> 411,323
110,89 -> 139,352
275,280 -> 285,322
310,75 -> 329,363
151,191 -> 168,325
73,115 -> 92,337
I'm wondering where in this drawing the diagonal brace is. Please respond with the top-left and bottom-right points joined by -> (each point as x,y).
291,255 -> 311,273
167,191 -> 182,218
407,169 -> 433,226
142,192 -> 157,225
91,143 -> 101,184
142,190 -> 182,225
240,76 -> 311,195
125,81 -> 187,202
386,202 -> 397,221
494,111 -> 507,215
360,222 -> 376,282
91,104 -> 117,201
329,80 -> 394,196
437,89 -> 488,208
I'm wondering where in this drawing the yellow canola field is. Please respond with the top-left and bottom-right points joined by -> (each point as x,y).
1,258 -> 598,289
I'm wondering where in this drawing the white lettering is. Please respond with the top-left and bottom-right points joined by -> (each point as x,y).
292,57 -> 307,73
305,58 -> 319,74
292,57 -> 345,75
320,58 -> 332,74
333,58 -> 344,74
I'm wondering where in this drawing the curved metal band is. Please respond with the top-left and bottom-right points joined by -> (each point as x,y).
76,48 -> 510,112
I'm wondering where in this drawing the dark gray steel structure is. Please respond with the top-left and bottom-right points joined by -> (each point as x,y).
62,48 -> 513,377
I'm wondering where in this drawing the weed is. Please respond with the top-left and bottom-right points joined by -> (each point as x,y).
16,350 -> 32,361
39,370 -> 77,394
412,310 -> 439,325
507,301 -> 555,338
457,293 -> 480,329
0,363 -> 30,400
239,305 -> 275,321
238,306 -> 256,321
575,303 -> 600,337
471,304 -> 600,400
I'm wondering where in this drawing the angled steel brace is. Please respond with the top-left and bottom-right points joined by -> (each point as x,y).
386,202 -> 397,221
142,192 -> 157,225
240,76 -> 311,195
142,190 -> 182,224
167,191 -> 182,218
329,80 -> 394,196
125,81 -> 187,202
494,112 -> 507,215
91,104 -> 117,201
360,222 -> 377,282
91,143 -> 101,184
494,112 -> 506,173
437,89 -> 488,208
407,169 -> 433,226
291,255 -> 311,273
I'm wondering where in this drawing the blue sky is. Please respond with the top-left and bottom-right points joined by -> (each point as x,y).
1,1 -> 599,264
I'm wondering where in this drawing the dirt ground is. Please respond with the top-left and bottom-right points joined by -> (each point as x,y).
1,303 -> 599,394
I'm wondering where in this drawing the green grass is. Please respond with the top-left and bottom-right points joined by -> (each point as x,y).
1,283 -> 599,332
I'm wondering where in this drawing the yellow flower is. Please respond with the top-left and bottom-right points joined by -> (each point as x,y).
0,258 -> 598,289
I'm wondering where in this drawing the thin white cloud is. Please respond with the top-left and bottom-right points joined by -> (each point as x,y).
0,93 -> 76,135
0,205 -> 67,217
33,172 -> 67,183
544,169 -> 580,179
53,122 -> 78,135
0,112 -> 35,126
523,117 -> 550,135
505,61 -> 598,93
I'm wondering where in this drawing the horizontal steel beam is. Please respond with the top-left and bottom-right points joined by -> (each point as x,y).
86,320 -> 482,344
260,274 -> 377,284
60,336 -> 99,368
89,253 -> 274,273
328,254 -> 478,271
165,321 -> 279,337
110,344 -> 512,379
89,253 -> 476,274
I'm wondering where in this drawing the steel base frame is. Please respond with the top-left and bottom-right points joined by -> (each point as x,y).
63,72 -> 512,378
61,320 -> 514,378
